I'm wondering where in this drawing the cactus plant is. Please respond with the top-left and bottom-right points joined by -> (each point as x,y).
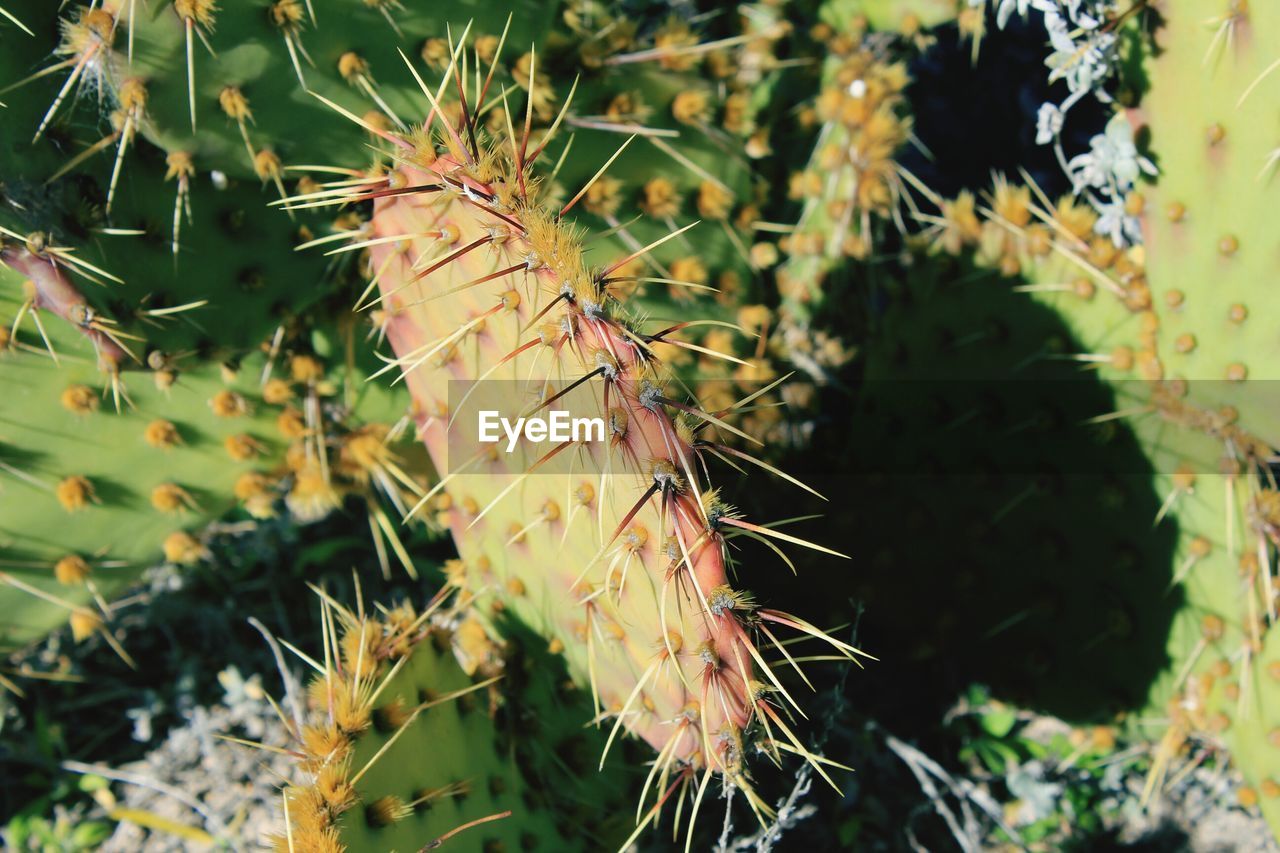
289,30 -> 862,843
769,13 -> 917,382
0,1 -> 523,656
0,247 -> 429,655
3,0 -> 858,837
0,20 -> 433,650
1086,0 -> 1280,825
16,0 -> 1280,845
266,587 -> 630,851
903,0 -> 1280,824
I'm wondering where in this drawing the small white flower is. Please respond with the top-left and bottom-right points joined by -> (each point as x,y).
1067,149 -> 1105,191
1104,114 -> 1157,183
1047,32 -> 1117,95
1035,103 -> 1064,145
1069,115 -> 1153,190
994,0 -> 1030,29
1043,9 -> 1077,54
1094,198 -> 1143,247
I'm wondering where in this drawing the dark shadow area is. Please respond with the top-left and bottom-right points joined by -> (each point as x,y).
767,247 -> 1180,717
721,247 -> 1182,849
489,614 -> 643,849
697,8 -> 1186,846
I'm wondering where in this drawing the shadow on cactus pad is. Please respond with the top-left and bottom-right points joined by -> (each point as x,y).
742,248 -> 1180,727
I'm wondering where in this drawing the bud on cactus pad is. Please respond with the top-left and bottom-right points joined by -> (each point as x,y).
296,33 -> 864,843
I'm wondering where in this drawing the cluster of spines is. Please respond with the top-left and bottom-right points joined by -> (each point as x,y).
763,16 -> 918,386
259,585 -> 526,852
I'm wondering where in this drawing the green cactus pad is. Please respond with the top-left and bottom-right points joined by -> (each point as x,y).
289,31 -> 862,842
0,251 -> 424,654
0,257 -> 287,650
1135,0 -> 1280,444
271,594 -> 629,851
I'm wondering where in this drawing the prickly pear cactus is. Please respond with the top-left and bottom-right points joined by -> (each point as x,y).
1118,0 -> 1280,826
771,15 -> 916,381
299,33 -> 860,841
268,590 -> 629,850
0,1 -> 476,657
914,0 -> 1280,820
0,30 -> 431,650
0,247 -> 428,654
